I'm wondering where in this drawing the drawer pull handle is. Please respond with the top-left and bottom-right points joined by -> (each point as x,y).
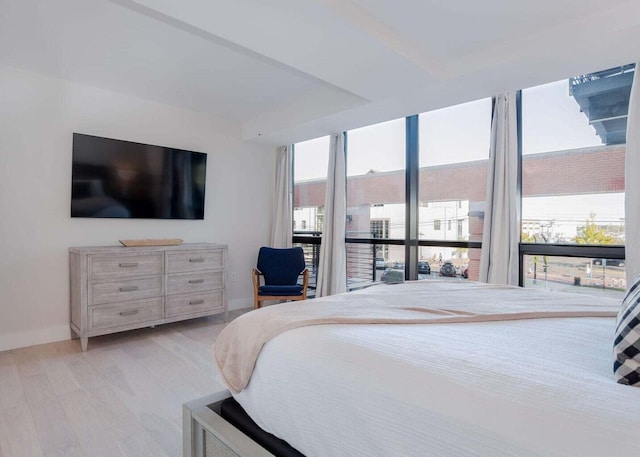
119,286 -> 139,292
188,279 -> 205,284
119,262 -> 139,268
189,299 -> 205,305
189,258 -> 205,263
119,310 -> 139,316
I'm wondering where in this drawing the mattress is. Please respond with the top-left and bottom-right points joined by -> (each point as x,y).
233,316 -> 640,456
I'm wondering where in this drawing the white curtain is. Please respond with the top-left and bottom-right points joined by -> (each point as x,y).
479,93 -> 520,286
316,133 -> 347,297
626,64 -> 640,286
270,145 -> 293,248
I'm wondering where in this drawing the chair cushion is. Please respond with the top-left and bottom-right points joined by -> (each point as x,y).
613,274 -> 640,386
258,285 -> 304,296
257,247 -> 306,286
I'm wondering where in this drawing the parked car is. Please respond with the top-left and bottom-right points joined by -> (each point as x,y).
593,258 -> 625,267
417,261 -> 431,275
380,269 -> 405,283
439,261 -> 457,277
375,257 -> 386,269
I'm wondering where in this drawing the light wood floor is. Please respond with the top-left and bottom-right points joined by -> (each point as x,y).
0,310 -> 248,457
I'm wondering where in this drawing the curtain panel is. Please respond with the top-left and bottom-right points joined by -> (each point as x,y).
316,133 -> 347,297
479,93 -> 520,286
270,145 -> 293,249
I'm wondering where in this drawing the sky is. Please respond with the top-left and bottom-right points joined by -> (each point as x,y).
294,79 -> 603,180
292,76 -> 625,227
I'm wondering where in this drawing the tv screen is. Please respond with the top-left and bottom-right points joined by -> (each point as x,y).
71,133 -> 207,219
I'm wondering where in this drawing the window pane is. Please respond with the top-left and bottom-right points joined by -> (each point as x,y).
523,255 -> 626,299
346,118 -> 406,239
293,136 -> 329,234
418,98 -> 491,281
522,66 -> 632,245
294,240 -> 320,296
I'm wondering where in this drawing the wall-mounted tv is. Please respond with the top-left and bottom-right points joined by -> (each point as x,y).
71,133 -> 207,219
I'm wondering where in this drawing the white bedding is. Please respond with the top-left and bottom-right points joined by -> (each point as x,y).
233,289 -> 640,456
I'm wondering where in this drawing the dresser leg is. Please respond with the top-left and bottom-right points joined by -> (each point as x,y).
80,337 -> 88,352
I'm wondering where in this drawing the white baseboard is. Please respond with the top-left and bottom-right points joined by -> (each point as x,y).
1,299 -> 252,351
0,324 -> 71,352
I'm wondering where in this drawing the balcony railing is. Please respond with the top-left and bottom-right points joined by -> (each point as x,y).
569,64 -> 635,90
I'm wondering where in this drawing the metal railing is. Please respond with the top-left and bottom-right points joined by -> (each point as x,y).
294,231 -> 388,292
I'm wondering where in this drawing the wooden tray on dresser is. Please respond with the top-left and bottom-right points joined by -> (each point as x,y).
119,238 -> 183,247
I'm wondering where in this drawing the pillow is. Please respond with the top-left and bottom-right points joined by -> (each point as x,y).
613,276 -> 640,386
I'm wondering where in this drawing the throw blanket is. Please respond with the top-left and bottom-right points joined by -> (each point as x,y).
214,281 -> 619,393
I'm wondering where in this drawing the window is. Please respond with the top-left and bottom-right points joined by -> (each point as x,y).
293,135 -> 330,294
289,66 -> 631,292
520,64 -> 632,293
346,118 -> 406,287
293,136 -> 329,234
522,71 -> 630,246
370,219 -> 390,239
418,98 -> 492,280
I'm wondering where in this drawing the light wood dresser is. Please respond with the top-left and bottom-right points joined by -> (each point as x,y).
69,243 -> 227,351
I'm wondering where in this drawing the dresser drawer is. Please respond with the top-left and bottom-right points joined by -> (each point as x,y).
166,250 -> 223,273
165,290 -> 223,318
166,271 -> 222,295
89,298 -> 163,330
90,277 -> 163,305
89,253 -> 163,281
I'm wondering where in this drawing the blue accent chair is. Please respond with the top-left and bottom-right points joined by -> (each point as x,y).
252,247 -> 309,309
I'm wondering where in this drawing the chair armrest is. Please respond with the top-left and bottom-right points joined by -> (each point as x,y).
301,268 -> 309,299
252,269 -> 262,296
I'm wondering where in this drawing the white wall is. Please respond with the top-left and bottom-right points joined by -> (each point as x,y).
0,65 -> 276,351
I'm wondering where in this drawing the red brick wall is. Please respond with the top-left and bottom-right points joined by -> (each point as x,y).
294,144 -> 625,207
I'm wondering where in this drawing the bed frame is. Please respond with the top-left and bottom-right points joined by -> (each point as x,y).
183,390 -> 275,457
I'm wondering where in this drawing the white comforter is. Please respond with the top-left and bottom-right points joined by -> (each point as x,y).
232,283 -> 640,456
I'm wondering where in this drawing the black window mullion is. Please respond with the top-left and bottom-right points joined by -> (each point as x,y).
515,91 -> 524,287
405,115 -> 419,280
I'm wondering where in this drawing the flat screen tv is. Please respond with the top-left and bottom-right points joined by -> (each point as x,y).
71,133 -> 207,219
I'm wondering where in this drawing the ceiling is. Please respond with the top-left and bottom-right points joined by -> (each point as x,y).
2,0 -> 640,145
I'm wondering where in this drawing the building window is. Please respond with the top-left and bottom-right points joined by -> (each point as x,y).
370,219 -> 390,260
434,219 -> 441,231
370,219 -> 390,239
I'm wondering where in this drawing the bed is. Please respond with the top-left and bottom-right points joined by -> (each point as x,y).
183,280 -> 640,457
